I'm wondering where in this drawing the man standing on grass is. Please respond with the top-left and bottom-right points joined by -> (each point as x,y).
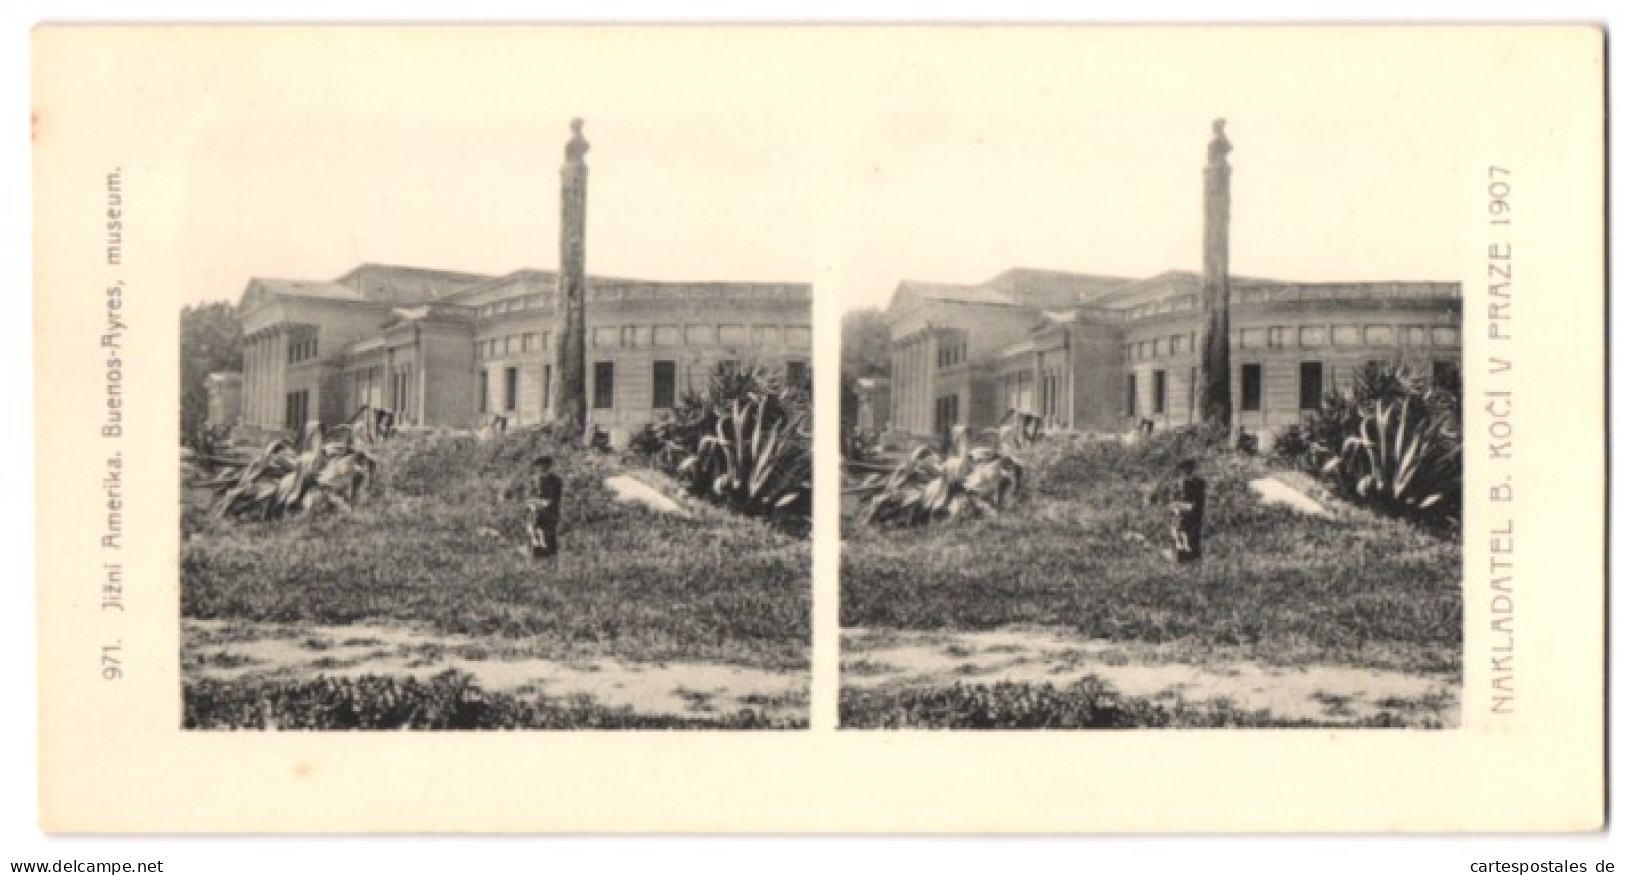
1160,458 -> 1207,564
522,455 -> 564,560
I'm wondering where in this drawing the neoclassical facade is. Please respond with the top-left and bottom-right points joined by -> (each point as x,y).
884,268 -> 1460,443
224,262 -> 811,438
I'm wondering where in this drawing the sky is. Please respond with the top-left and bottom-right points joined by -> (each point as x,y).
48,28 -> 1473,313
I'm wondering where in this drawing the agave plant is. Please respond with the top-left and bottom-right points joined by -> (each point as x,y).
1321,396 -> 1460,521
676,391 -> 812,523
852,425 -> 1025,527
206,416 -> 379,520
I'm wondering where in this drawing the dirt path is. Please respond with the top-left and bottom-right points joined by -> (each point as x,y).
185,619 -> 808,722
844,627 -> 1458,726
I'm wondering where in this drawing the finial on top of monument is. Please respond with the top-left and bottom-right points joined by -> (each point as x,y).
1207,118 -> 1231,166
565,118 -> 590,164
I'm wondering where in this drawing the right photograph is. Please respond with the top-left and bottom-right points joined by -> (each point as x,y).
839,118 -> 1463,729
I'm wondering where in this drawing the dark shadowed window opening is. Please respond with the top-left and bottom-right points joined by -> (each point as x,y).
1241,363 -> 1262,412
1299,361 -> 1323,410
593,362 -> 615,410
652,361 -> 677,409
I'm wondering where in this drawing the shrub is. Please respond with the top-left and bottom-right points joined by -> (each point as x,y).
851,425 -> 1024,527
205,418 -> 379,521
1285,362 -> 1462,525
635,362 -> 812,535
837,679 -> 1442,729
1323,396 -> 1461,523
1269,424 -> 1314,471
185,670 -> 802,730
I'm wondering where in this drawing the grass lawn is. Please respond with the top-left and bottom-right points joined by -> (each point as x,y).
839,429 -> 1461,728
182,428 -> 811,729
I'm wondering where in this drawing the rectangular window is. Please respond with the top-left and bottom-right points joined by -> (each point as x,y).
1015,370 -> 1034,411
593,362 -> 615,410
652,361 -> 677,409
1433,360 -> 1461,392
1241,363 -> 1263,412
504,366 -> 518,412
479,370 -> 489,414
1299,361 -> 1323,410
542,364 -> 553,415
653,325 -> 681,347
1152,369 -> 1167,414
785,360 -> 809,387
934,395 -> 960,437
718,324 -> 747,346
1047,369 -> 1064,418
522,332 -> 538,352
1188,366 -> 1198,414
1126,374 -> 1137,416
284,390 -> 308,431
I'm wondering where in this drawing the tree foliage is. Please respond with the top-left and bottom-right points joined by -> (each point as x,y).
180,301 -> 242,443
841,307 -> 891,379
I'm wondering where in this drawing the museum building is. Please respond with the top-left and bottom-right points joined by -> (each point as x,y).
883,269 -> 1461,441
878,122 -> 1462,445
222,262 -> 811,437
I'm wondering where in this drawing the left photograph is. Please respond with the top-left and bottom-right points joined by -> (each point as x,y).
179,117 -> 813,730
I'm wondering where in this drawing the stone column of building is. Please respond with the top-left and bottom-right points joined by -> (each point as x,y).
915,333 -> 928,433
909,334 -> 919,433
905,334 -> 918,433
259,332 -> 271,428
256,330 -> 268,428
246,333 -> 260,428
917,334 -> 928,433
271,327 -> 286,431
555,118 -> 590,429
1197,118 -> 1233,428
241,334 -> 252,427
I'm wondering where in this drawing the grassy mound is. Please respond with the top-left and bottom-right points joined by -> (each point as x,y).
182,428 -> 811,671
841,429 -> 1460,674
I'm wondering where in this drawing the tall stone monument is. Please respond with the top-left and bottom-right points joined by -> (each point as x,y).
1197,118 -> 1233,429
556,118 -> 589,429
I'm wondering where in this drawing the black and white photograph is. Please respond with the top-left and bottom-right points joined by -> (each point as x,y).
28,25 -> 1603,836
840,108 -> 1465,728
176,97 -> 815,729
